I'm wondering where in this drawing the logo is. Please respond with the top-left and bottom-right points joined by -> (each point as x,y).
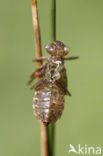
68,144 -> 102,155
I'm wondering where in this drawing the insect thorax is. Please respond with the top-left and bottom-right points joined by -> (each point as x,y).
44,57 -> 63,83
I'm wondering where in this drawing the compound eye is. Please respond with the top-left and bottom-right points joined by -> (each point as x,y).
64,46 -> 70,52
48,47 -> 54,52
45,44 -> 54,52
45,44 -> 50,50
45,44 -> 56,55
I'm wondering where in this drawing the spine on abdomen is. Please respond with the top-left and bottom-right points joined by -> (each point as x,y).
33,88 -> 64,125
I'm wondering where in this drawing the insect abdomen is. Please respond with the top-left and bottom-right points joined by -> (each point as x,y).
33,87 -> 64,125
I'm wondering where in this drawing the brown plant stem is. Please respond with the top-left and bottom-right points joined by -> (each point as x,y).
40,122 -> 48,156
31,0 -> 48,156
32,0 -> 42,67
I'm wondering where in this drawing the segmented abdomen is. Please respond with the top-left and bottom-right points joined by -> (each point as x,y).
33,86 -> 64,125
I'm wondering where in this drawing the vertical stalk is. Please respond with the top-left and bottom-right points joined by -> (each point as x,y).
31,0 -> 56,156
53,0 -> 56,41
32,0 -> 42,65
32,1 -> 48,156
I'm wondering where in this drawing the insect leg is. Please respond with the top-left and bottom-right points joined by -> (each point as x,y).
67,89 -> 72,96
34,64 -> 45,71
28,67 -> 43,85
56,81 -> 72,96
63,56 -> 79,61
28,72 -> 42,85
32,56 -> 50,62
30,79 -> 46,90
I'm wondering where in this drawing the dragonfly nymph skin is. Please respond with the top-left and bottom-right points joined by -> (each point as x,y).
33,85 -> 64,124
28,41 -> 78,125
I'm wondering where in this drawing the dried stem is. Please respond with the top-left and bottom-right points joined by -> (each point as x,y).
32,0 -> 42,67
32,0 -> 48,156
40,122 -> 48,156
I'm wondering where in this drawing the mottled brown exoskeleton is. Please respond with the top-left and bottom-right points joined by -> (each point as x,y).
28,41 -> 78,125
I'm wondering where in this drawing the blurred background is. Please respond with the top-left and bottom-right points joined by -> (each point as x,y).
0,0 -> 103,156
